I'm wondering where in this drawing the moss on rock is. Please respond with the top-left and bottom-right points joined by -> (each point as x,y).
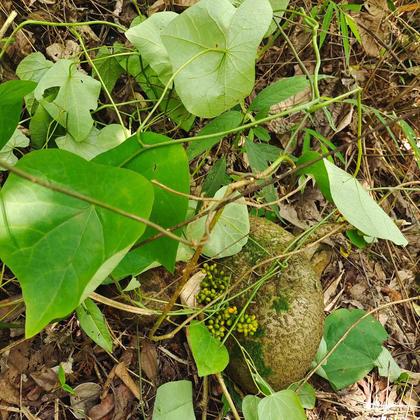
221,216 -> 324,392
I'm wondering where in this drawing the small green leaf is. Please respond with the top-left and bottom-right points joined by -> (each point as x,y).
0,80 -> 37,149
57,365 -> 66,386
316,309 -> 388,390
249,76 -> 310,114
374,347 -> 402,382
95,132 -> 189,273
188,321 -> 229,376
319,2 -> 335,48
126,12 -> 178,85
346,229 -> 369,249
296,151 -> 332,202
339,11 -> 350,66
162,0 -> 272,117
324,159 -> 408,246
257,390 -> 306,420
242,395 -> 261,420
34,59 -> 101,142
252,126 -> 271,142
399,120 -> 420,169
288,383 -> 316,409
186,185 -> 250,258
0,129 -> 30,170
153,380 -> 195,420
76,298 -> 113,352
56,124 -> 128,160
0,149 -> 154,337
93,46 -> 125,93
29,101 -> 55,148
344,13 -> 362,44
202,158 -> 230,199
187,110 -> 243,160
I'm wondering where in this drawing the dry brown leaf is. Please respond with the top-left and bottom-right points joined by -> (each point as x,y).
114,362 -> 140,400
112,384 -> 135,420
46,40 -> 80,61
88,393 -> 114,420
148,0 -> 166,15
180,271 -> 205,308
140,341 -> 158,383
30,367 -> 58,392
174,0 -> 198,7
70,382 -> 102,419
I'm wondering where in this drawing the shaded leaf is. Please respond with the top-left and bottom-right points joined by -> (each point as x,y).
95,132 -> 189,273
249,76 -> 310,114
187,110 -> 243,160
288,383 -> 316,409
93,46 -> 125,93
0,80 -> 37,149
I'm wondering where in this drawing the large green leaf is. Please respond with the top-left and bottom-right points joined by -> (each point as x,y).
187,321 -> 229,377
161,0 -> 272,117
324,159 -> 408,245
0,80 -> 37,149
257,390 -> 306,420
76,298 -> 113,352
94,132 -> 189,273
126,12 -> 178,85
186,185 -> 249,258
0,149 -> 154,337
242,395 -> 261,420
34,59 -> 101,142
153,380 -> 195,420
314,309 -> 388,390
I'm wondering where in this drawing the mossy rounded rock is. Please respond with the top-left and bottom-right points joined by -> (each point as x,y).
221,216 -> 324,392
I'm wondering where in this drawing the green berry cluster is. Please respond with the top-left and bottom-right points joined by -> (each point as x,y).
236,314 -> 258,336
197,263 -> 229,304
197,263 -> 258,339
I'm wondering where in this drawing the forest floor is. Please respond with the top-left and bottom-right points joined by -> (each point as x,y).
0,0 -> 419,419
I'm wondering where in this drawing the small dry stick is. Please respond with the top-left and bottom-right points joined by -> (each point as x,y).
215,373 -> 240,420
0,11 -> 17,41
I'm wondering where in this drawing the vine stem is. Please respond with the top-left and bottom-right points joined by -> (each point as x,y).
296,295 -> 420,392
0,158 -> 196,247
0,20 -> 126,60
353,88 -> 363,177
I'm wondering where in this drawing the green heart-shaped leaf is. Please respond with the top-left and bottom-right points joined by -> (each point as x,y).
0,149 -> 154,337
162,0 -> 272,117
94,132 -> 189,275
